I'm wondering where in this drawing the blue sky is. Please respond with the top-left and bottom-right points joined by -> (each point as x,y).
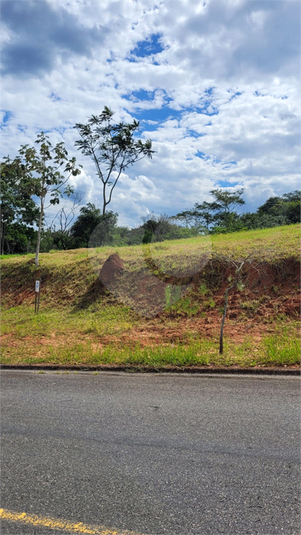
1,0 -> 300,228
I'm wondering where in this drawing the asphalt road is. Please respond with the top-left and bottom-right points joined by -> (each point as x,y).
1,371 -> 300,535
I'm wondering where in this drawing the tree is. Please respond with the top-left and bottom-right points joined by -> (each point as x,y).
192,201 -> 215,230
257,196 -> 281,216
50,192 -> 84,250
0,157 -> 39,254
218,257 -> 246,355
209,188 -> 245,230
257,190 -> 300,225
173,189 -> 245,234
280,190 -> 300,223
70,203 -> 117,248
74,107 -> 154,215
174,204 -> 212,233
17,132 -> 81,266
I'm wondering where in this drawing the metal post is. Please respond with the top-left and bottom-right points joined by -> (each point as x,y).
35,279 -> 41,314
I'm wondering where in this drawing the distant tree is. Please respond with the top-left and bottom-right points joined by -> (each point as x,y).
193,201 -> 215,230
0,157 -> 39,254
174,204 -> 211,233
282,200 -> 300,224
140,214 -> 198,244
14,132 -> 81,265
256,190 -> 300,226
50,192 -> 84,250
70,203 -> 117,248
209,188 -> 245,230
1,221 -> 36,255
74,107 -> 154,215
257,196 -> 282,216
280,190 -> 300,224
173,189 -> 245,234
281,190 -> 300,203
142,219 -> 159,244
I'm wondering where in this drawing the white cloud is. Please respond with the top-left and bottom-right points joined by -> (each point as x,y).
0,0 -> 300,228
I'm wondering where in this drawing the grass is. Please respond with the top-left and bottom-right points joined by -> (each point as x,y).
1,224 -> 300,369
1,321 -> 299,368
2,223 -> 299,270
1,305 -> 137,339
1,304 -> 300,368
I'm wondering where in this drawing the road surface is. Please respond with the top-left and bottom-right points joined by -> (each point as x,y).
1,370 -> 300,534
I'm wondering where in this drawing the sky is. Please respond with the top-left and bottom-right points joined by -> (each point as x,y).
1,0 -> 300,229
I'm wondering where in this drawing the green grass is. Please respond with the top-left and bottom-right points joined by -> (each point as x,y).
261,330 -> 301,366
1,305 -> 137,339
1,323 -> 299,368
2,224 -> 299,269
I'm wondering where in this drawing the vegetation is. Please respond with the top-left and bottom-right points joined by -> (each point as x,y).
1,307 -> 299,368
70,204 -> 118,248
1,110 -> 299,256
0,156 -> 39,255
1,106 -> 299,370
174,188 -> 300,234
1,225 -> 300,369
0,133 -> 81,264
74,106 -> 154,215
1,180 -> 299,256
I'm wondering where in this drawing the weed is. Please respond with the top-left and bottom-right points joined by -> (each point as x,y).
199,282 -> 209,296
165,285 -> 182,309
241,301 -> 257,311
204,299 -> 216,309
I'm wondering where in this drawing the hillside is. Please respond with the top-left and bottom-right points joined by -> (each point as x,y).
1,225 -> 300,369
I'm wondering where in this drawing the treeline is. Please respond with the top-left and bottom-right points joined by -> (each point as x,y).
1,180 -> 299,255
173,188 -> 300,234
1,109 -> 299,257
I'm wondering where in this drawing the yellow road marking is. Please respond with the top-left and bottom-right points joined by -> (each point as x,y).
0,508 -> 144,535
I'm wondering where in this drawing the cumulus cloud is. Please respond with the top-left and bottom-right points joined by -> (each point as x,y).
0,0 -> 300,227
1,0 -> 107,76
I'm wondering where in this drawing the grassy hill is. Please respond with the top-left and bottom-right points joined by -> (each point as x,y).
1,224 -> 300,369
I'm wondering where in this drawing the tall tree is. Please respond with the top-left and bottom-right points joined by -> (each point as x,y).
192,201 -> 215,230
17,132 -> 81,266
74,107 -> 154,215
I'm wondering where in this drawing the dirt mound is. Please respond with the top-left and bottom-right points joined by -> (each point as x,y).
99,253 -> 125,287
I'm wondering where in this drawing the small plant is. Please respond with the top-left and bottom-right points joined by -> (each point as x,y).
199,282 -> 209,295
241,301 -> 257,310
204,299 -> 216,309
165,284 -> 182,309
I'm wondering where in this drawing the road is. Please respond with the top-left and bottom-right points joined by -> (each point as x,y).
1,370 -> 300,535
